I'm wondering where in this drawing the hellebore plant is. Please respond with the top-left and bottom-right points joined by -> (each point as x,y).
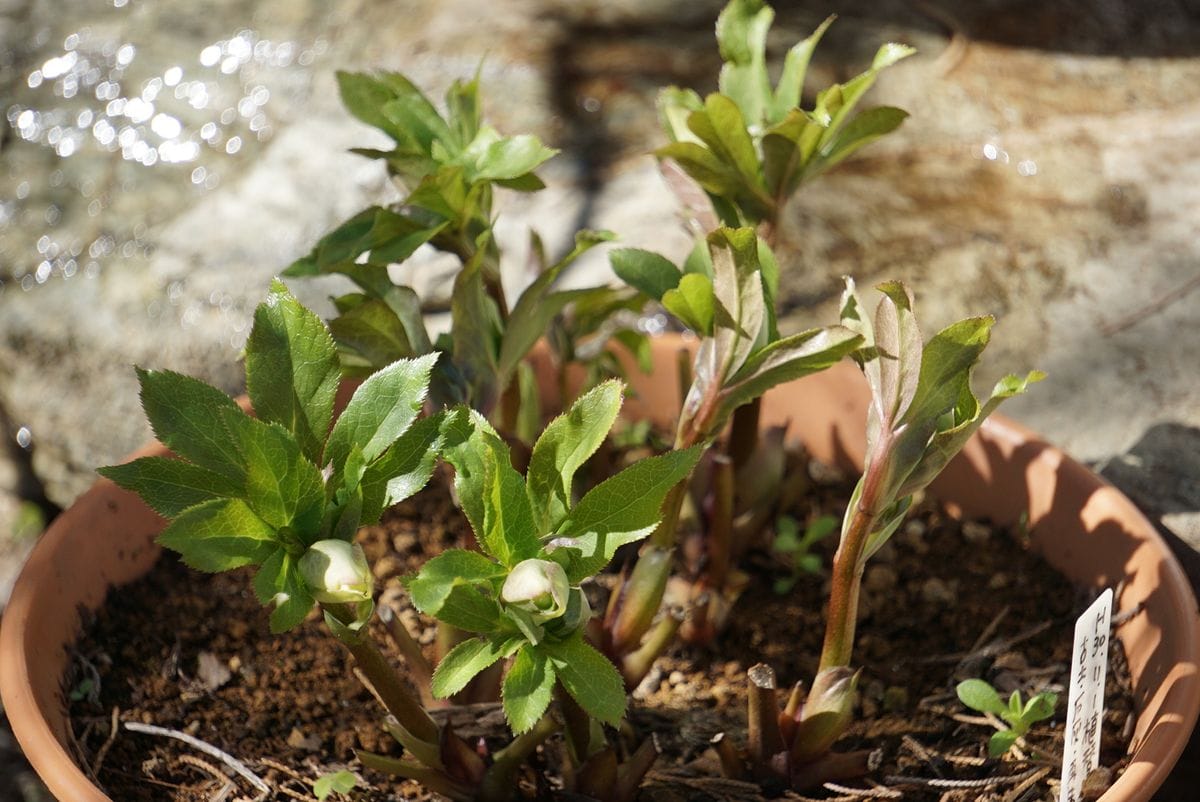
607,0 -> 913,650
731,282 -> 1043,788
99,284 -> 563,801
282,69 -> 629,438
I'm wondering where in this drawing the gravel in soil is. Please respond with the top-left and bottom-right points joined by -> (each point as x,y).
68,465 -> 1134,801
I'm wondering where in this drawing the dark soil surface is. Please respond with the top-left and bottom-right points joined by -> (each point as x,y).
68,464 -> 1135,801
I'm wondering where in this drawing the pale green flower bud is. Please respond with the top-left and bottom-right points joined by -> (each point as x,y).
299,540 -> 373,605
501,559 -> 569,623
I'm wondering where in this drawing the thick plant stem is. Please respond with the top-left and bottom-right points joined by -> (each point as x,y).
818,504 -> 874,673
707,454 -> 735,588
727,398 -> 761,471
325,605 -> 439,746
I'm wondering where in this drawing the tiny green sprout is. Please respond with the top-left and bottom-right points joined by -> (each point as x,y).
772,514 -> 837,594
956,678 -> 1058,757
313,769 -> 359,800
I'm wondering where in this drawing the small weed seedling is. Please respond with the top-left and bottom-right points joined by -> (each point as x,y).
772,514 -> 837,594
313,770 -> 359,801
957,678 -> 1058,757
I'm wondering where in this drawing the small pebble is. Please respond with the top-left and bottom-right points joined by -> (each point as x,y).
962,520 -> 991,544
921,577 -> 956,604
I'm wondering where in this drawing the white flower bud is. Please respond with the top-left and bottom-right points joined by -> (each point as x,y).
501,559 -> 569,623
299,540 -> 373,605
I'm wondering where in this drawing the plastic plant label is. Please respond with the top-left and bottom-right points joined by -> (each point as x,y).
1059,588 -> 1113,802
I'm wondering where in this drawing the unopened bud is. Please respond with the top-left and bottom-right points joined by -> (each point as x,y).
299,540 -> 373,605
501,559 -> 569,623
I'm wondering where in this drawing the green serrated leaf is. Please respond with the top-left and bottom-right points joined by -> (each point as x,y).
527,380 -> 623,533
812,106 -> 908,177
542,633 -> 626,726
481,441 -> 540,567
359,412 -> 444,525
219,409 -> 325,537
329,297 -> 414,371
432,635 -> 521,699
503,645 -> 556,734
655,141 -> 744,201
449,243 -> 502,410
245,280 -> 341,463
662,273 -> 715,335
158,498 -> 279,573
98,456 -> 242,518
327,354 -> 437,472
283,207 -> 379,277
405,548 -> 506,631
555,446 -> 703,582
135,367 -> 247,482
873,280 -> 922,428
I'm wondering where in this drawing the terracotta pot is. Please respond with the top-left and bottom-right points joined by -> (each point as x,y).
3,334 -> 1197,801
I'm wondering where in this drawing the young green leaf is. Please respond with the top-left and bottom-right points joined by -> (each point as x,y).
158,498 -> 279,573
313,769 -> 358,801
554,447 -> 703,582
245,280 -> 341,463
134,367 -> 247,482
326,354 -> 438,471
715,0 -> 773,126
328,298 -> 415,370
406,548 -> 506,620
662,273 -> 715,335
98,456 -> 241,518
498,229 -> 616,384
526,380 -> 624,533
472,134 -> 559,182
609,248 -> 681,302
717,326 -> 863,424
769,15 -> 834,123
988,729 -> 1019,758
359,412 -> 445,526
219,409 -> 325,537
502,645 -> 557,734
432,635 -> 522,699
478,442 -> 541,567
955,678 -> 1007,716
543,633 -> 627,726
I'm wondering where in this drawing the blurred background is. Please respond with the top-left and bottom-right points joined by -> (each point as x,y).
2,0 -> 1198,797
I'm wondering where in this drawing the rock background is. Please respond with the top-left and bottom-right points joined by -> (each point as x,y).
2,0 -> 1199,798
